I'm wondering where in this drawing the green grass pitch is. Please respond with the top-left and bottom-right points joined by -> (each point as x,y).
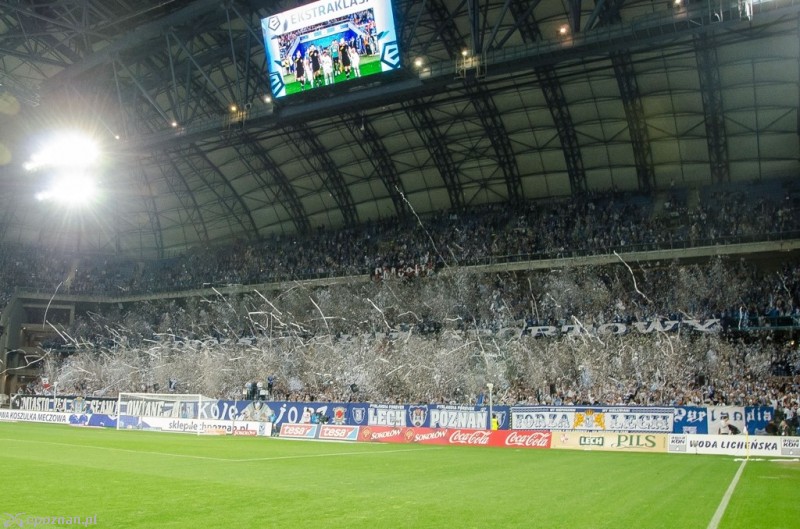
1,422 -> 799,528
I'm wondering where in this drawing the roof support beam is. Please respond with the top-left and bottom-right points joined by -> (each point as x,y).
423,0 -> 467,56
509,0 -> 586,193
48,0 -> 223,85
694,33 -> 730,184
149,150 -> 211,246
411,2 -> 466,209
133,163 -> 166,259
568,0 -> 582,34
344,114 -> 409,219
595,0 -> 652,191
611,49 -> 655,192
424,0 -> 523,203
537,65 -> 587,193
114,58 -> 172,124
118,0 -> 791,151
463,79 -> 523,202
403,100 -> 464,210
185,144 -> 260,238
287,125 -> 359,228
234,134 -> 311,234
493,0 -> 541,50
166,30 -> 231,108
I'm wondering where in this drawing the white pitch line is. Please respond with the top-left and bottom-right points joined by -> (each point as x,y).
233,446 -> 442,462
707,459 -> 746,529
0,437 -> 441,463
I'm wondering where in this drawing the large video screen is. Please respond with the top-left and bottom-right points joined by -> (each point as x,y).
261,0 -> 401,99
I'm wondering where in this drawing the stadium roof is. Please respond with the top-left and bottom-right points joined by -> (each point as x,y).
0,0 -> 798,258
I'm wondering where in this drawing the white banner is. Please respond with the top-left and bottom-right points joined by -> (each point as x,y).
0,410 -> 70,424
669,434 -> 797,457
124,416 -> 271,436
511,407 -> 673,433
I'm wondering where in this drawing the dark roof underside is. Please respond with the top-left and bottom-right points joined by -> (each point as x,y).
0,0 -> 797,258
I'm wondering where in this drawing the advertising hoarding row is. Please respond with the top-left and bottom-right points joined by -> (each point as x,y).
9,395 -> 775,435
4,408 -> 798,457
279,423 -> 553,449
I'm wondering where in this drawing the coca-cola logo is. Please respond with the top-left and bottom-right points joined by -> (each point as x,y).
505,431 -> 550,447
449,430 -> 491,445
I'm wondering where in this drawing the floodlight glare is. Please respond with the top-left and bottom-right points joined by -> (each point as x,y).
35,174 -> 97,206
24,132 -> 99,172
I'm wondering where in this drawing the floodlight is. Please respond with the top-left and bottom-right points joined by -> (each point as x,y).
24,132 -> 99,172
35,174 -> 97,206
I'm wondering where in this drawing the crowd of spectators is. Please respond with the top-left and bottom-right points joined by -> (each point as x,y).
4,180 -> 800,423
0,180 -> 798,306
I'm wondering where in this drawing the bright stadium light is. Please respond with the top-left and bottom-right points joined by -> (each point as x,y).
23,131 -> 100,172
35,174 -> 98,206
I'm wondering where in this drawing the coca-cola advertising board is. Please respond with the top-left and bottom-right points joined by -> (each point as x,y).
357,426 -> 552,449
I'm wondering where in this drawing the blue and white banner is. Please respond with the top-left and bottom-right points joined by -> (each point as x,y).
0,409 -> 70,424
672,406 -> 708,434
510,406 -> 674,433
7,396 -> 775,435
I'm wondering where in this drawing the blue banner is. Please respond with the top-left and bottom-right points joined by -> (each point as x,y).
744,406 -> 774,435
672,406 -> 709,434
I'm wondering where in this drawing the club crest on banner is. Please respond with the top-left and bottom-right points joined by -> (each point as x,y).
408,405 -> 428,427
494,411 -> 507,428
332,407 -> 347,425
351,406 -> 367,425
